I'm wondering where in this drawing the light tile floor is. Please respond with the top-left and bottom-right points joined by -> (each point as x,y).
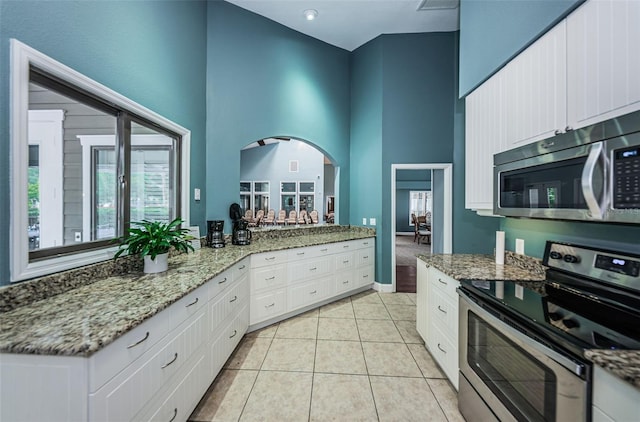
189,289 -> 465,422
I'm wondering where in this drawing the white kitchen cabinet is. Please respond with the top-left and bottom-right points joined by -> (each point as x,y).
567,0 -> 640,129
592,365 -> 640,422
416,264 -> 460,390
465,73 -> 504,211
249,238 -> 375,327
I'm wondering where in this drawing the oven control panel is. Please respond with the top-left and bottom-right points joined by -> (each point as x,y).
544,242 -> 640,292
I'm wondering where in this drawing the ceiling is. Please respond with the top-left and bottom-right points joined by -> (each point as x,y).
224,0 -> 460,51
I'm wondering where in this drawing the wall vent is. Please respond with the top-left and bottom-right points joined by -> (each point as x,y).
289,160 -> 299,172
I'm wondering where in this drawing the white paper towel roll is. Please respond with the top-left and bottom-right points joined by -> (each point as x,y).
496,231 -> 505,265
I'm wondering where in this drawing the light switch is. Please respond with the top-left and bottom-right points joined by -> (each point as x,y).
362,218 -> 367,225
194,188 -> 201,201
369,218 -> 376,226
515,239 -> 525,255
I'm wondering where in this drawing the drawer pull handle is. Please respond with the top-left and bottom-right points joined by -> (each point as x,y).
161,353 -> 178,369
229,329 -> 237,338
363,256 -> 368,259
310,267 -> 317,271
266,276 -> 276,280
343,280 -> 350,284
343,245 -> 349,248
218,277 -> 227,284
265,303 -> 275,308
230,295 -> 237,303
438,278 -> 447,285
265,256 -> 276,261
437,343 -> 447,354
437,305 -> 446,314
185,297 -> 199,307
297,252 -> 305,256
310,290 -> 317,295
321,248 -> 328,252
363,242 -> 369,245
239,265 -> 246,270
363,274 -> 369,278
126,331 -> 149,349
343,260 -> 350,264
169,408 -> 178,422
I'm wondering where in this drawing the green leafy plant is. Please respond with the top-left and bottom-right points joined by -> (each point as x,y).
114,218 -> 195,260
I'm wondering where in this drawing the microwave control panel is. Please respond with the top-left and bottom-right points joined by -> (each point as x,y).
613,146 -> 640,209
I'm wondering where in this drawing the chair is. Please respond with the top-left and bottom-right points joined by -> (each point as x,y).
276,209 -> 286,225
249,209 -> 264,227
263,209 -> 275,225
326,212 -> 335,224
287,210 -> 297,225
309,210 -> 319,224
417,227 -> 431,245
298,209 -> 308,224
243,209 -> 253,222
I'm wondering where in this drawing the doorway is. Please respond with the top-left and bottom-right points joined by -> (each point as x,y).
391,163 -> 452,292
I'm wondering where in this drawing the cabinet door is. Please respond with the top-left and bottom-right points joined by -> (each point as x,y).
465,73 -> 504,211
567,0 -> 640,129
502,20 -> 567,149
416,261 -> 429,342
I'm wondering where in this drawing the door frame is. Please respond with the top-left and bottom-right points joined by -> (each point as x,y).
391,163 -> 452,292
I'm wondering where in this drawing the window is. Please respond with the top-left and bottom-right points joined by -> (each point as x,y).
239,181 -> 270,215
280,181 -> 315,215
409,190 -> 432,225
10,39 -> 190,282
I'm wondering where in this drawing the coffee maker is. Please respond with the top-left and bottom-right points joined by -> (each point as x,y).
229,203 -> 252,246
206,220 -> 225,248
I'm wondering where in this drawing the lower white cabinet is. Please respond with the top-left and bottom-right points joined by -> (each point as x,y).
416,263 -> 460,390
592,365 -> 640,422
249,238 -> 375,326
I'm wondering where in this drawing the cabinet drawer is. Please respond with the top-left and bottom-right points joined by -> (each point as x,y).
89,310 -> 207,422
251,264 -> 287,292
335,270 -> 355,295
170,282 -> 208,331
353,238 -> 374,250
429,288 -> 458,340
356,266 -> 374,287
288,256 -> 332,282
211,276 -> 248,334
209,270 -> 233,301
428,325 -> 458,390
335,252 -> 355,271
287,244 -> 334,261
232,258 -> 249,279
250,289 -> 287,324
251,250 -> 287,268
357,248 -> 374,267
428,267 -> 460,299
289,276 -> 331,311
89,308 -> 169,392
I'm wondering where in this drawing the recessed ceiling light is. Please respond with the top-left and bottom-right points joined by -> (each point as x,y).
303,9 -> 318,21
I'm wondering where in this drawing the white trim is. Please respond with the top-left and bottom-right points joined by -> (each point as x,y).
373,281 -> 394,293
391,163 -> 453,292
10,39 -> 191,282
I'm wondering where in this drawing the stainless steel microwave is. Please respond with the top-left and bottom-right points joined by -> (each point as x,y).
494,110 -> 640,223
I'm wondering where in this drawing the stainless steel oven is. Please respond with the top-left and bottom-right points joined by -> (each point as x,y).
458,291 -> 588,422
494,110 -> 640,223
458,241 -> 640,422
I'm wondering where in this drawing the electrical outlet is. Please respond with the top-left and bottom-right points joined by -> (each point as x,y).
515,238 -> 525,255
74,232 -> 82,242
194,188 -> 201,201
515,284 -> 524,300
362,218 -> 367,225
369,218 -> 376,226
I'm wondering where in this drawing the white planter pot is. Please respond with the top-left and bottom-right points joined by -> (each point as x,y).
143,253 -> 169,274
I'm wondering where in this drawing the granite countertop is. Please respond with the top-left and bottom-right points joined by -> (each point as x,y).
416,252 -> 546,282
0,228 -> 374,358
585,350 -> 640,390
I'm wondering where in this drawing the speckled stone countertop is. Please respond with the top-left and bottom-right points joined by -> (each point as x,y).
416,252 -> 546,282
0,226 -> 374,357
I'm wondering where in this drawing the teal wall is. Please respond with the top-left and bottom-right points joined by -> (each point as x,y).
459,0 -> 584,97
501,219 -> 640,258
0,0 -> 207,285
206,1 -> 351,232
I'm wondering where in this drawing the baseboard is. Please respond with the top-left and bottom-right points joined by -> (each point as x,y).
373,282 -> 394,293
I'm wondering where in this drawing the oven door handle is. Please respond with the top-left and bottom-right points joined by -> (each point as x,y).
581,142 -> 607,220
459,291 -> 584,377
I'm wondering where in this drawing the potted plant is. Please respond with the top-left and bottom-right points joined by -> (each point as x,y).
114,218 -> 195,273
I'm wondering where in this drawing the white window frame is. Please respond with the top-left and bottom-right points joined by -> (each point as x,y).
409,190 -> 432,226
10,39 -> 191,282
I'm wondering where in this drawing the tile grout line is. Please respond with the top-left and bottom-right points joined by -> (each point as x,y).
308,314 -> 320,422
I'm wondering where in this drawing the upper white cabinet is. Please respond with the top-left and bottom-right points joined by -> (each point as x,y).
465,73 -> 504,211
501,20 -> 567,150
567,0 -> 640,128
465,0 -> 640,212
